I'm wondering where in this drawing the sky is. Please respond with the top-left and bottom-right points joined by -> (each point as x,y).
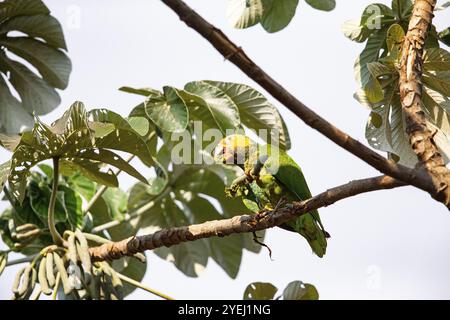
1,0 -> 450,300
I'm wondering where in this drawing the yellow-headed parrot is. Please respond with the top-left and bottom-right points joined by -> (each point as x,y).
213,134 -> 329,257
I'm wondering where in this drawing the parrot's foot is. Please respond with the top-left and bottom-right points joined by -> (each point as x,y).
252,231 -> 273,260
255,197 -> 287,221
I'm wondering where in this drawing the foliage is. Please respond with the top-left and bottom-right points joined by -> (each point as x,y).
0,101 -> 155,203
226,0 -> 335,33
0,0 -> 71,134
243,281 -> 319,300
343,0 -> 450,167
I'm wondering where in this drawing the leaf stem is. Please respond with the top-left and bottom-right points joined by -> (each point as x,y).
116,272 -> 174,300
48,157 -> 64,246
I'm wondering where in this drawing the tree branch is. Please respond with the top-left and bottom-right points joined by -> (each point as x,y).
159,0 -> 447,207
88,175 -> 405,262
399,0 -> 450,207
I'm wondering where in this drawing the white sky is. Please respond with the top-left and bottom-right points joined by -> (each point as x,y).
1,0 -> 450,300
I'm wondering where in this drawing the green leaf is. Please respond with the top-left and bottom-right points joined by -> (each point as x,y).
391,0 -> 413,21
28,180 -> 67,224
143,86 -> 188,133
424,48 -> 450,71
184,81 -> 241,132
0,161 -> 10,190
439,27 -> 450,46
151,199 -> 209,277
185,196 -> 242,279
199,81 -> 290,149
0,54 -> 61,115
227,0 -> 264,29
119,86 -> 161,97
0,37 -> 71,89
87,108 -> 156,167
0,133 -> 20,151
102,188 -> 128,221
243,282 -> 278,300
116,256 -> 147,297
282,281 -> 319,300
422,87 -> 450,136
260,0 -> 299,33
423,71 -> 450,97
386,24 -> 405,53
0,14 -> 67,49
305,0 -> 335,12
341,19 -> 370,43
0,0 -> 49,21
60,159 -> 118,188
67,173 -> 96,201
74,149 -> 147,185
59,185 -> 83,230
354,29 -> 388,103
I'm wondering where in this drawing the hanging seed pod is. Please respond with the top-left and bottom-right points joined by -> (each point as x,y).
16,223 -> 38,233
67,233 -> 78,265
53,253 -> 72,295
17,265 -> 32,297
15,228 -> 41,242
75,230 -> 92,284
12,267 -> 26,295
46,252 -> 56,287
0,252 -> 7,276
38,257 -> 52,295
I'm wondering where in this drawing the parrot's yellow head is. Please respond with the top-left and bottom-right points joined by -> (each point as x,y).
213,134 -> 256,168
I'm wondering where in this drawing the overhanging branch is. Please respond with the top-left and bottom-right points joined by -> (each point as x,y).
89,175 -> 405,262
159,0 -> 446,207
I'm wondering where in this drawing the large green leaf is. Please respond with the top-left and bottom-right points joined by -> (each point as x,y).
0,37 -> 71,89
391,0 -> 413,21
0,0 -> 70,135
424,48 -> 450,71
227,0 -> 264,29
0,0 -> 49,21
0,14 -> 66,49
144,86 -> 188,133
0,54 -> 61,114
440,27 -> 450,46
243,282 -> 278,300
184,81 -> 241,131
282,281 -> 319,300
197,81 -> 291,149
0,75 -> 33,133
354,28 -> 389,103
423,71 -> 450,97
304,0 -> 335,12
260,0 -> 299,33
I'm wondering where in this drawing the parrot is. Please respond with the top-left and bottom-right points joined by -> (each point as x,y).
213,134 -> 329,257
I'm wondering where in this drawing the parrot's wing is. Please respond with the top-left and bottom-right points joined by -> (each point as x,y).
262,145 -> 329,257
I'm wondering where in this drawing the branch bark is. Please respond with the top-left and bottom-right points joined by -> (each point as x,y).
399,0 -> 450,206
89,175 -> 405,262
158,0 -> 447,207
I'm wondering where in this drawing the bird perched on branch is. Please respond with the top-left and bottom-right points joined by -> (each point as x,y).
213,134 -> 329,257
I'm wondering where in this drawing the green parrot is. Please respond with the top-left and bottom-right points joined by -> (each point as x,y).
213,134 -> 329,257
